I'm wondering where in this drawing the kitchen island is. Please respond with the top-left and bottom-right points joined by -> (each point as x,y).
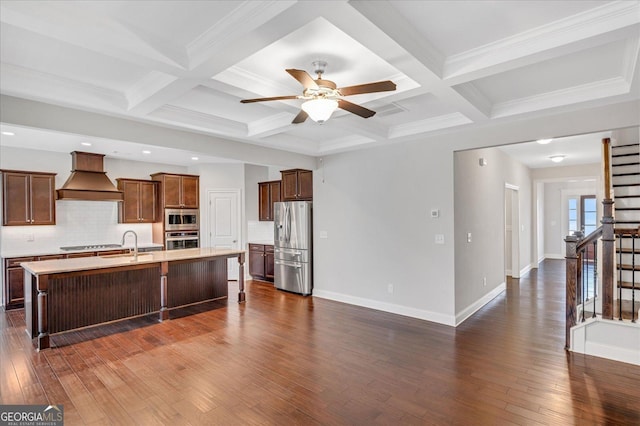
21,248 -> 246,350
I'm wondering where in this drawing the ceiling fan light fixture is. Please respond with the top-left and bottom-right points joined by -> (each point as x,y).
301,98 -> 338,123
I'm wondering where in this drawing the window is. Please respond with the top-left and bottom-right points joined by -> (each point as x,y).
581,196 -> 597,236
568,195 -> 597,236
568,198 -> 578,233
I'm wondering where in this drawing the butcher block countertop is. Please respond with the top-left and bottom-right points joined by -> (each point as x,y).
21,247 -> 244,275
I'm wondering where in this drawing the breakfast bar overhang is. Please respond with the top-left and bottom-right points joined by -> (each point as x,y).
21,248 -> 246,350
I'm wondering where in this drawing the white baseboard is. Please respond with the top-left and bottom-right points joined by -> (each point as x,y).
312,290 -> 456,327
544,253 -> 564,260
455,282 -> 506,326
520,263 -> 532,277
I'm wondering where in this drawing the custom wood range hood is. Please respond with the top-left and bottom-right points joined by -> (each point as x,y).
56,151 -> 123,201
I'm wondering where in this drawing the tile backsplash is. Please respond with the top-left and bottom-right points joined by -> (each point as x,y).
247,220 -> 274,243
0,200 -> 152,255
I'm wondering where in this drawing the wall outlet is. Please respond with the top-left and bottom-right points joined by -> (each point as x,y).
435,234 -> 445,244
319,231 -> 328,239
483,277 -> 487,287
26,233 -> 35,242
467,232 -> 472,243
387,283 -> 394,294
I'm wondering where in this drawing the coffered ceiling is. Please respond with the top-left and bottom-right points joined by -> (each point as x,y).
1,1 -> 639,158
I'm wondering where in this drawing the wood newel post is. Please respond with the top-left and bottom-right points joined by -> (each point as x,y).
602,138 -> 612,199
601,199 -> 615,320
565,235 -> 579,350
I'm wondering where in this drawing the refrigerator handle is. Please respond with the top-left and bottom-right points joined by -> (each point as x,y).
285,204 -> 292,243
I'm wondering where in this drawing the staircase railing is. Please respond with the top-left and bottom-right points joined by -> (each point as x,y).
565,138 -> 616,349
615,227 -> 639,322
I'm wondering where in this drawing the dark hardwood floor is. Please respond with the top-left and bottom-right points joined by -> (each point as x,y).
1,259 -> 639,425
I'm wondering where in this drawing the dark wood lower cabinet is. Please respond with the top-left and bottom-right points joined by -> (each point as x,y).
4,257 -> 34,309
248,243 -> 274,282
2,250 -> 126,310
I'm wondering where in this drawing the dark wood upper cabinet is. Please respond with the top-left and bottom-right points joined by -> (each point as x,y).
281,169 -> 312,201
117,179 -> 158,223
151,173 -> 199,209
1,170 -> 56,226
258,180 -> 281,221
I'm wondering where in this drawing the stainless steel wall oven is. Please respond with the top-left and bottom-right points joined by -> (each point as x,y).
165,230 -> 199,250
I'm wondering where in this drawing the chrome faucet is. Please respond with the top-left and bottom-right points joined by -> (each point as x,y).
121,230 -> 138,261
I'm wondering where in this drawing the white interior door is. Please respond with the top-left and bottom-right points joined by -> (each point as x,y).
208,190 -> 241,280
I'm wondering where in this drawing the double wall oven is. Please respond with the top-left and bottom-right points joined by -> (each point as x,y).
164,208 -> 199,250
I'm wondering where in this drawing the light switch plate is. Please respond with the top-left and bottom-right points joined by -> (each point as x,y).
435,234 -> 445,244
430,209 -> 439,218
319,231 -> 328,239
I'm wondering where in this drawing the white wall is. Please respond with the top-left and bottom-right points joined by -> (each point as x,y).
532,163 -> 601,259
188,163 -> 245,250
313,141 -> 456,325
454,147 -> 532,321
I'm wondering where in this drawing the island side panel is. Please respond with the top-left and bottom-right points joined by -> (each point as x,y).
167,258 -> 228,308
47,265 -> 161,333
24,270 -> 37,339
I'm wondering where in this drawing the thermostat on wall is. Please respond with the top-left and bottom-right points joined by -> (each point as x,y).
430,209 -> 440,218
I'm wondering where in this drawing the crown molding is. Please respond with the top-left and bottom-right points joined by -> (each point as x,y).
247,112 -> 294,137
149,104 -> 246,136
126,71 -> 178,110
388,113 -> 472,139
0,63 -> 127,110
187,1 -> 296,69
491,77 -> 631,118
621,36 -> 640,84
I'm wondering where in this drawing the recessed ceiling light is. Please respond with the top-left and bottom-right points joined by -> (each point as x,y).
81,142 -> 92,146
549,155 -> 565,163
1,131 -> 15,136
142,150 -> 151,154
537,138 -> 553,144
191,157 -> 199,161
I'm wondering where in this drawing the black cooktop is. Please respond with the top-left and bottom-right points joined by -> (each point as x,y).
60,244 -> 122,251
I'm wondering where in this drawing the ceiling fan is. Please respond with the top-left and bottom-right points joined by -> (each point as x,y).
240,61 -> 396,124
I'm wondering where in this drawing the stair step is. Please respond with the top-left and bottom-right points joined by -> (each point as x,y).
618,281 -> 640,290
615,207 -> 640,211
612,152 -> 639,158
616,248 -> 639,254
612,161 -> 640,167
614,183 -> 640,188
612,143 -> 640,148
612,172 -> 640,177
615,194 -> 640,198
618,264 -> 640,271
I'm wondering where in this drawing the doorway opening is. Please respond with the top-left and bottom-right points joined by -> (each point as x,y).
505,184 -> 520,279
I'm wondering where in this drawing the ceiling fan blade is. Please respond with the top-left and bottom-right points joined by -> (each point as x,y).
338,100 -> 376,118
240,95 -> 299,103
286,69 -> 319,90
338,80 -> 396,96
292,110 -> 308,124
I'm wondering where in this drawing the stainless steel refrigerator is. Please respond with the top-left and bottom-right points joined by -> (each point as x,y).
273,201 -> 312,295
